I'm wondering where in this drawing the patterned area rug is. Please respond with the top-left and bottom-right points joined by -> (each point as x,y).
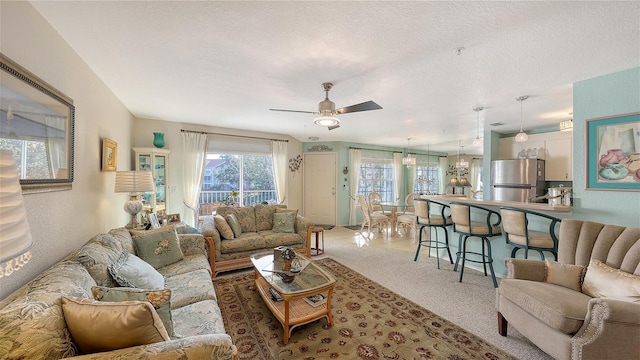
213,258 -> 516,360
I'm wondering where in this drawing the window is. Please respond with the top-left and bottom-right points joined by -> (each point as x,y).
1,138 -> 50,179
414,163 -> 441,194
357,159 -> 395,202
199,153 -> 276,206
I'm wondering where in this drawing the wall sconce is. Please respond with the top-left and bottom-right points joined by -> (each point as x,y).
343,167 -> 349,175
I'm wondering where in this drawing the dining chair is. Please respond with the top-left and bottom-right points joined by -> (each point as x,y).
368,192 -> 387,216
413,199 -> 454,268
499,207 -> 561,260
396,193 -> 419,236
358,195 -> 390,238
450,202 -> 502,288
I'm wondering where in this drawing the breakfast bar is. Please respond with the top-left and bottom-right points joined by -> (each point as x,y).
418,195 -> 572,281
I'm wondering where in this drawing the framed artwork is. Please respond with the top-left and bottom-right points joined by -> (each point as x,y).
101,138 -> 117,171
147,212 -> 161,229
1,53 -> 75,193
167,213 -> 181,224
585,112 -> 640,191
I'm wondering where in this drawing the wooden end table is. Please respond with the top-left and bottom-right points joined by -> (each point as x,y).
250,252 -> 336,344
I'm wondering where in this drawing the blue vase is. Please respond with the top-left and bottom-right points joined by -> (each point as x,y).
153,132 -> 165,148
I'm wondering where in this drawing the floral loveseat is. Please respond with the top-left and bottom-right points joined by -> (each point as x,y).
0,226 -> 236,359
201,204 -> 312,277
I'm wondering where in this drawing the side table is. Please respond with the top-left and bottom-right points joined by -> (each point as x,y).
310,226 -> 324,256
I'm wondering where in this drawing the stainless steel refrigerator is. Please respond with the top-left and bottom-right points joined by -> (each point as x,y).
491,159 -> 547,202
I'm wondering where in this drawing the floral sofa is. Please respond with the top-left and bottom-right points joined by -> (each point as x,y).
201,204 -> 312,277
0,227 -> 236,359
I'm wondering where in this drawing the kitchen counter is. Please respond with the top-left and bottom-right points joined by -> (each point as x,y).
422,195 -> 573,214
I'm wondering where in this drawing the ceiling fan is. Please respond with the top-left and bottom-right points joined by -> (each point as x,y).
269,82 -> 382,130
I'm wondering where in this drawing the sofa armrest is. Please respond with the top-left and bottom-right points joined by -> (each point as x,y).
503,258 -> 546,281
571,298 -> 640,360
178,234 -> 208,257
67,334 -> 236,360
296,215 -> 313,257
200,216 -> 221,275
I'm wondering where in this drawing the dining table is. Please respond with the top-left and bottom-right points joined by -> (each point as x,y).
380,202 -> 407,236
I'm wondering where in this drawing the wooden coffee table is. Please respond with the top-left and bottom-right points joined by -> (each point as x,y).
250,252 -> 336,344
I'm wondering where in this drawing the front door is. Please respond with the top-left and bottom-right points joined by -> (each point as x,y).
303,153 -> 337,225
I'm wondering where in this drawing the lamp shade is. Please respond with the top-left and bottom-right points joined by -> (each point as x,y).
0,149 -> 33,277
114,171 -> 155,193
448,177 -> 459,187
458,177 -> 471,187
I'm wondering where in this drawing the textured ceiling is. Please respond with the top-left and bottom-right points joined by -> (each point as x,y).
31,1 -> 640,154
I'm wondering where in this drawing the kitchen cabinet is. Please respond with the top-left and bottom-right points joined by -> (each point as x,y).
544,136 -> 573,180
498,131 -> 573,181
134,147 -> 170,213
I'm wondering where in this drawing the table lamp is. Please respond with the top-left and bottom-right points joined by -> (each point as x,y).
0,149 -> 33,278
115,171 -> 155,229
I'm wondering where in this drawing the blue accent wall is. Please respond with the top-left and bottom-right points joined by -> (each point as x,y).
573,67 -> 640,227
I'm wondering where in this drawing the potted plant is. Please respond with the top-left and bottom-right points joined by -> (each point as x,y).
275,246 -> 297,271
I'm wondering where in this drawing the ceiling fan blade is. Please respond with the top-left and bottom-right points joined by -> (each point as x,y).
328,124 -> 340,131
335,101 -> 382,114
269,108 -> 316,114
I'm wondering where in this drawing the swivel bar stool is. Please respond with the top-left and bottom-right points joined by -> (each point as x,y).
413,199 -> 454,268
500,207 -> 561,260
450,202 -> 502,288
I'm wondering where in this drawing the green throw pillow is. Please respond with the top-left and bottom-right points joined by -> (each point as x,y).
130,226 -> 184,269
225,214 -> 242,237
108,252 -> 165,289
273,212 -> 295,233
91,286 -> 175,338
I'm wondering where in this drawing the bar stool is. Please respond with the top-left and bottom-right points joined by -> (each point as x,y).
413,199 -> 454,268
450,202 -> 502,288
500,207 -> 561,260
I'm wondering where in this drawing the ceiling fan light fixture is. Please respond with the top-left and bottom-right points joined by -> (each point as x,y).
515,95 -> 529,143
313,115 -> 340,127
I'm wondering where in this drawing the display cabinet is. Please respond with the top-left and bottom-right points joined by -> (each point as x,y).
133,147 -> 170,214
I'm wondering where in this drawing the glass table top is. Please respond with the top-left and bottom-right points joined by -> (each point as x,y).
250,251 -> 335,295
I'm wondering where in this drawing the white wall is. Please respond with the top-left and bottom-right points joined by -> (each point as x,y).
132,117 -> 303,222
0,2 -> 134,299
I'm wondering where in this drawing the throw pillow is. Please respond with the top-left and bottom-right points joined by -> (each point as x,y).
130,226 -> 184,269
225,213 -> 242,238
61,296 -> 170,354
214,214 -> 235,240
582,259 -> 640,302
91,286 -> 174,338
276,207 -> 299,232
273,212 -> 295,233
175,224 -> 200,234
544,260 -> 585,292
108,252 -> 165,289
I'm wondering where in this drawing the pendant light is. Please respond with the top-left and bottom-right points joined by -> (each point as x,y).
515,95 -> 529,143
402,138 -> 416,168
472,106 -> 483,146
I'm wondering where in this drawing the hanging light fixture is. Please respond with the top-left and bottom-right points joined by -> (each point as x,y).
559,119 -> 573,131
403,138 -> 416,168
472,106 -> 483,146
514,95 -> 529,143
455,145 -> 469,168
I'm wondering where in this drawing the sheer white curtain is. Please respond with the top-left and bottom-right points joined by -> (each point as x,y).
45,116 -> 66,178
348,148 -> 362,226
471,158 -> 482,192
407,164 -> 416,195
271,141 -> 288,204
393,152 -> 403,202
182,132 -> 207,226
438,156 -> 447,194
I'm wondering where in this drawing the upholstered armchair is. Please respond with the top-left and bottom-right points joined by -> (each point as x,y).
496,219 -> 640,360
